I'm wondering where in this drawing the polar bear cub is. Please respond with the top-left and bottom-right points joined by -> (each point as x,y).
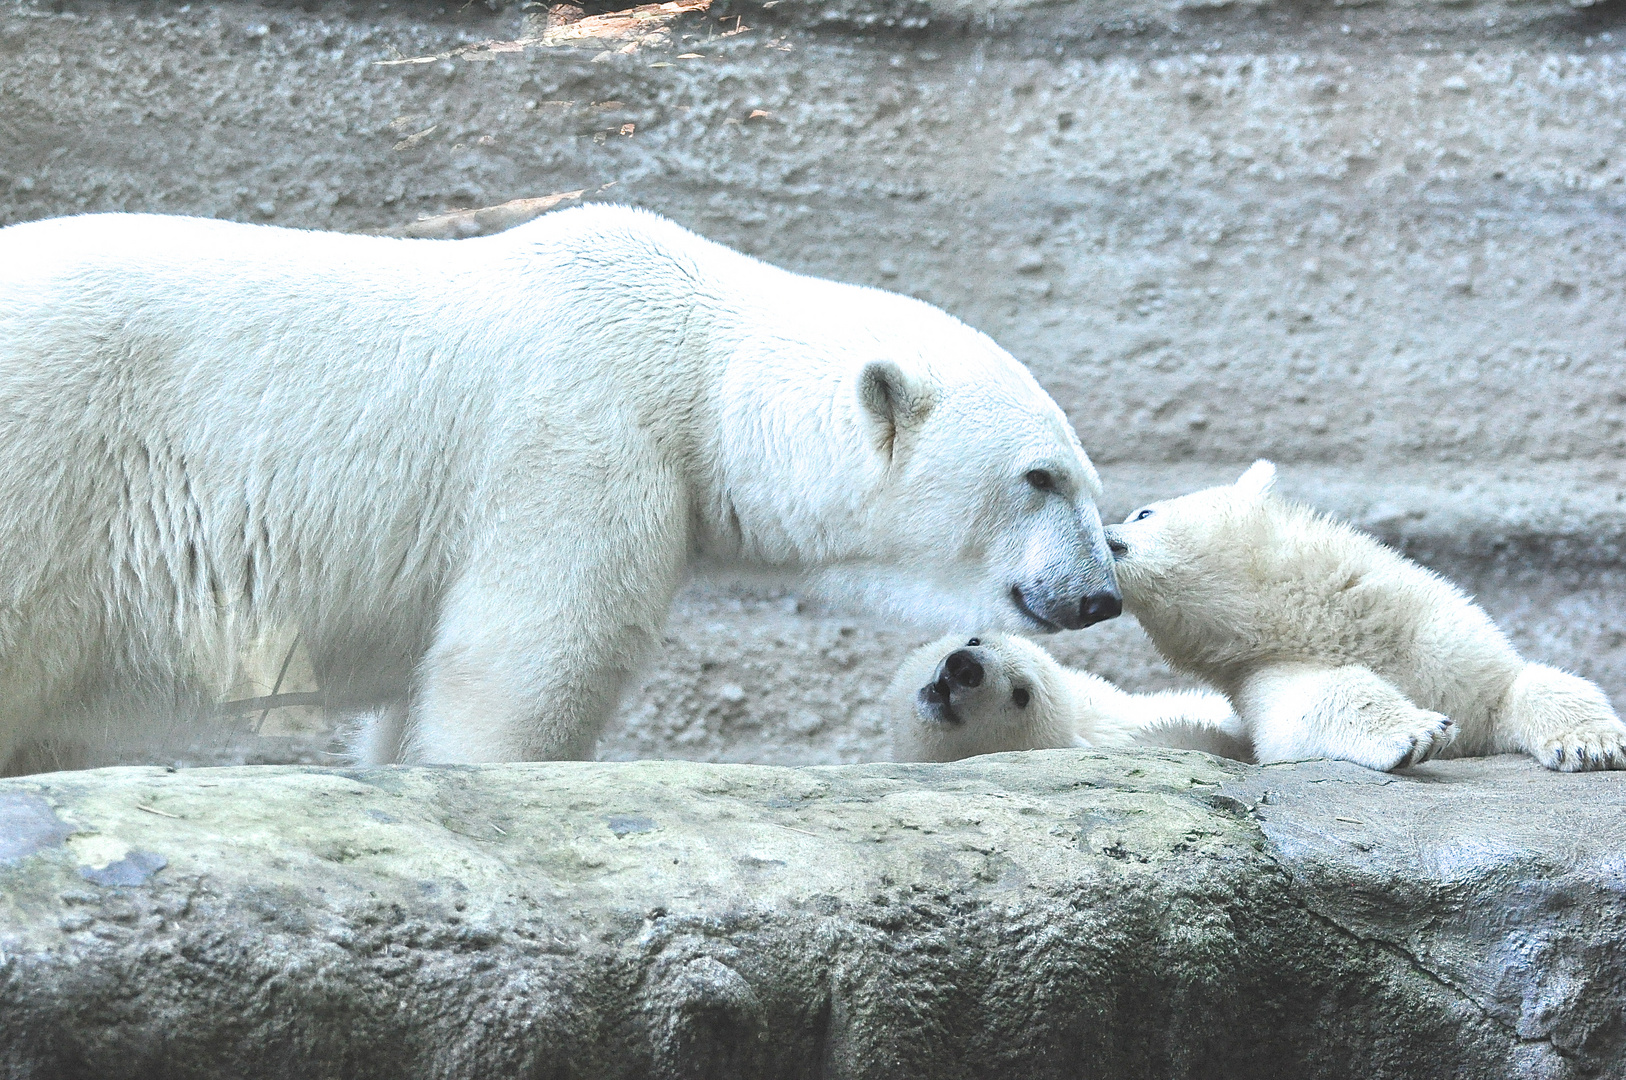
886,633 -> 1249,762
1105,461 -> 1626,772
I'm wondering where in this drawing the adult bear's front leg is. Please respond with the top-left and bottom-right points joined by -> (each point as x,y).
1236,662 -> 1457,771
400,479 -> 689,764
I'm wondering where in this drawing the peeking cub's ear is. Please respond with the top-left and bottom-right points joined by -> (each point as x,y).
1235,459 -> 1277,499
858,360 -> 935,459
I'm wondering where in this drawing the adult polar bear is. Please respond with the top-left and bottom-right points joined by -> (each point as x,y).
0,205 -> 1119,770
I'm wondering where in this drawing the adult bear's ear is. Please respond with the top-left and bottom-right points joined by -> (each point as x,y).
1235,459 -> 1277,499
858,360 -> 935,459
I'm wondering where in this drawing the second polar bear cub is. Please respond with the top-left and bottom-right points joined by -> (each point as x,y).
1106,461 -> 1626,772
887,633 -> 1249,762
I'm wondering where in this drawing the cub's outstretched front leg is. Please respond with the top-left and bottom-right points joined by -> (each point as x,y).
1236,663 -> 1457,771
1494,663 -> 1626,772
1128,690 -> 1253,761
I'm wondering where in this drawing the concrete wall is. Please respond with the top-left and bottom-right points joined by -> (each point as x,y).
2,0 -> 1624,766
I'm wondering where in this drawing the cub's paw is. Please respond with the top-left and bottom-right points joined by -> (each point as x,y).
1531,720 -> 1626,772
1376,708 -> 1457,771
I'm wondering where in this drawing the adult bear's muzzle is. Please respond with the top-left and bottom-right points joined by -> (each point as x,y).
1079,589 -> 1122,627
1009,500 -> 1123,631
1010,580 -> 1121,631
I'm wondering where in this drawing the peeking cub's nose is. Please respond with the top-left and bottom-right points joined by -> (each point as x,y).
942,649 -> 985,688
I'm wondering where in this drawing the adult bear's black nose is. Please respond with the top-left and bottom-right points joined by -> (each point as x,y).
943,649 -> 985,688
1079,590 -> 1122,627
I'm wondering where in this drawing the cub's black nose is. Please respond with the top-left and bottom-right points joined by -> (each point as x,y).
1079,591 -> 1122,627
943,649 -> 985,688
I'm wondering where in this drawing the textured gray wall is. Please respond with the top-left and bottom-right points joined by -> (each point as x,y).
2,0 -> 1623,767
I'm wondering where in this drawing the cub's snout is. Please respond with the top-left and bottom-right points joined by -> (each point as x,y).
917,643 -> 989,725
941,648 -> 985,688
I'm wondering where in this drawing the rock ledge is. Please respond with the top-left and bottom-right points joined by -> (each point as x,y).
2,753 -> 1621,1078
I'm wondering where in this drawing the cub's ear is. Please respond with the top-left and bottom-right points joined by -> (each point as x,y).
1235,459 -> 1277,499
858,360 -> 935,458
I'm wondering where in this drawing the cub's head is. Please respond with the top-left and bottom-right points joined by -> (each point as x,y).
886,633 -> 1079,762
751,283 -> 1121,635
1103,460 -> 1277,615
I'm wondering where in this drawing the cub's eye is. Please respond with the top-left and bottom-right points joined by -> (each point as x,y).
967,637 -> 980,647
1025,469 -> 1056,492
1132,508 -> 1155,522
1012,687 -> 1030,708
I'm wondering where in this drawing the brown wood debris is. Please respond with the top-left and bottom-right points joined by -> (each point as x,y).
375,0 -> 712,65
377,191 -> 589,239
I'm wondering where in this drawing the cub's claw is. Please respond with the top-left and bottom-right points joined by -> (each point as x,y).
1533,722 -> 1626,772
1386,710 -> 1456,771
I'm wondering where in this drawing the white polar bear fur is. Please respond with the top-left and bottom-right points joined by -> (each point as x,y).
885,632 -> 1249,762
0,205 -> 1119,772
1105,461 -> 1626,772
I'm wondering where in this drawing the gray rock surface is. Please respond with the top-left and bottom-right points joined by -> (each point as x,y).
1,753 -> 1621,1078
2,0 -> 1624,772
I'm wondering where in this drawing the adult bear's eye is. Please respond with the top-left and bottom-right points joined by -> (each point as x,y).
1132,508 -> 1155,522
1012,688 -> 1030,707
967,637 -> 980,647
1025,469 -> 1056,492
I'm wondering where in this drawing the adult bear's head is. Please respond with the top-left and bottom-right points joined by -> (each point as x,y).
704,274 -> 1120,635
